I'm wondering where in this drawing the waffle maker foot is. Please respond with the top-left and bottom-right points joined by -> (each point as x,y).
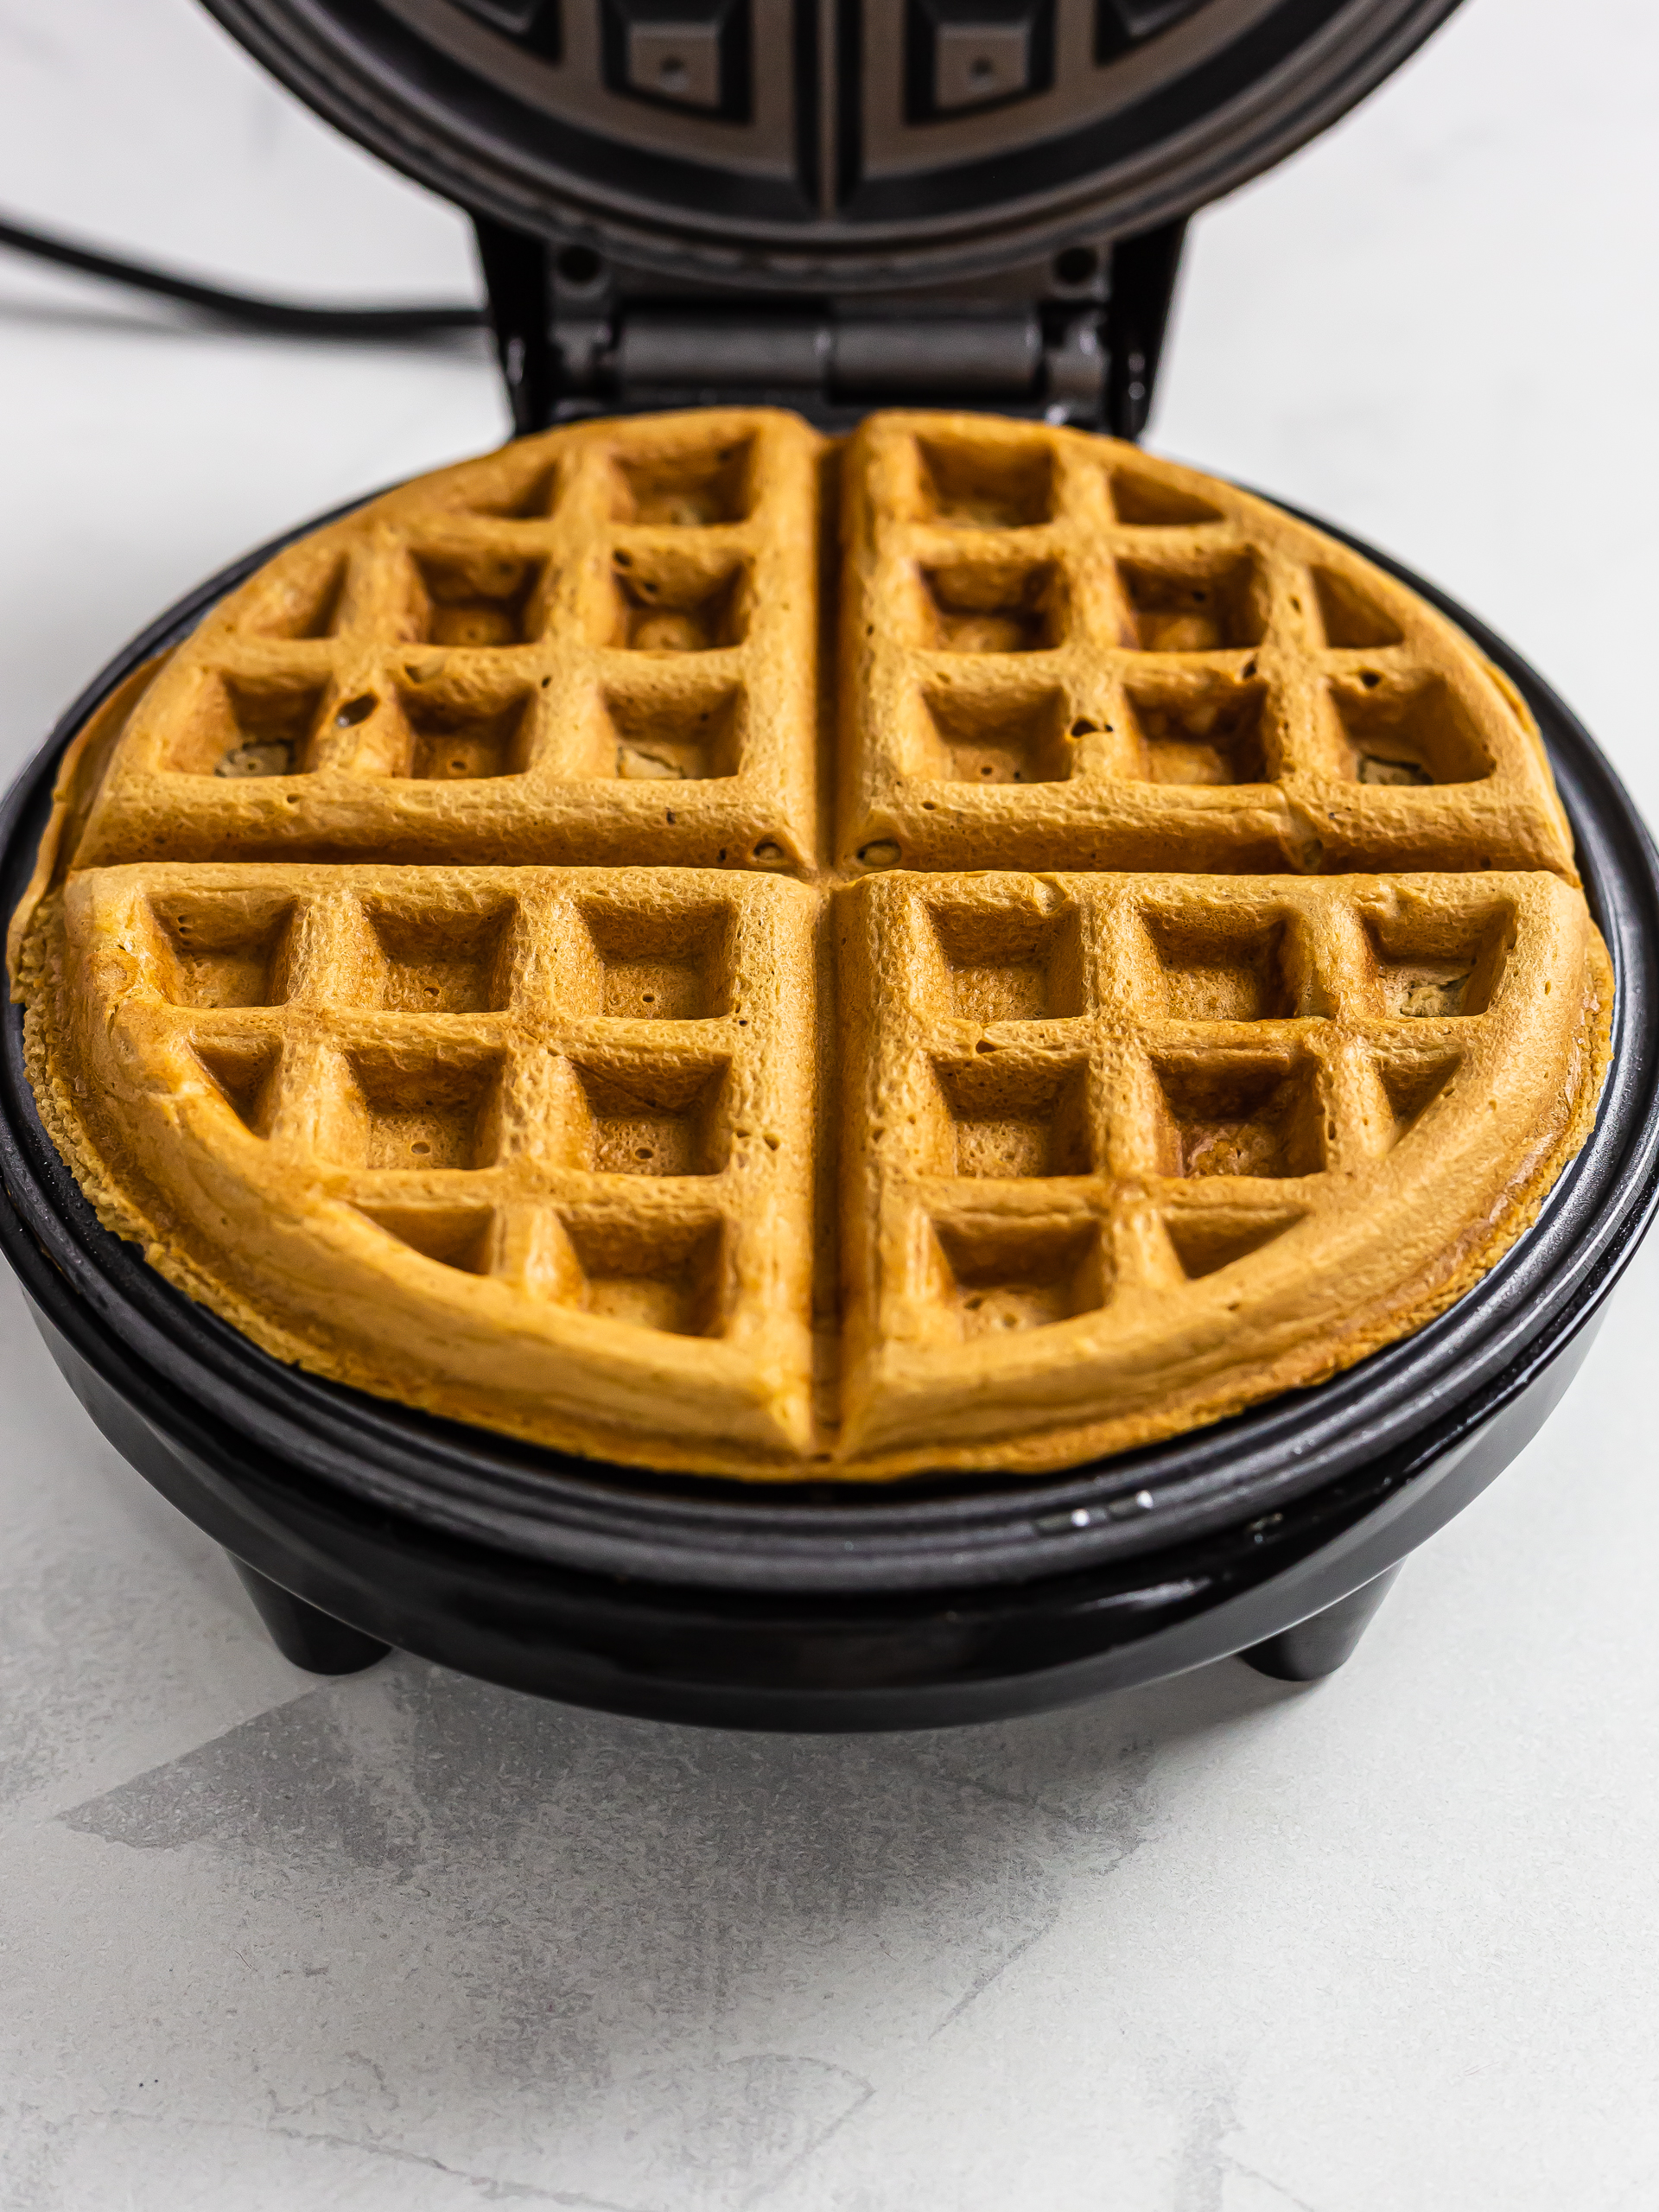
225,1549 -> 1405,1690
230,1560 -> 391,1676
1238,1566 -> 1403,1683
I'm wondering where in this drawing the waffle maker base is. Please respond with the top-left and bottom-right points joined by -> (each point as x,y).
4,501 -> 1656,1731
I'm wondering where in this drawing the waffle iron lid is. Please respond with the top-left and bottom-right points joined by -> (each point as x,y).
200,0 -> 1463,290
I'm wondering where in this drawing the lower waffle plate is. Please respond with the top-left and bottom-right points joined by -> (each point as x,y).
3,501 -> 1657,1728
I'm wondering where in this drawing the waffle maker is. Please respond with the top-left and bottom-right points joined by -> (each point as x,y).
3,0 -> 1656,1728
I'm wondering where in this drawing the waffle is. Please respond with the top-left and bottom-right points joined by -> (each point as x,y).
836,868 -> 1607,1472
23,862 -> 819,1468
12,410 -> 1612,1481
67,408 -> 824,876
839,412 -> 1576,880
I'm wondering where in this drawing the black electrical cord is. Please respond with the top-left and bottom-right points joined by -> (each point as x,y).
0,211 -> 488,340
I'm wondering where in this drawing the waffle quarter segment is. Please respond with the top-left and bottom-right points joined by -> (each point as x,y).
30,863 -> 819,1469
838,412 -> 1576,882
72,410 -> 824,877
836,868 -> 1610,1474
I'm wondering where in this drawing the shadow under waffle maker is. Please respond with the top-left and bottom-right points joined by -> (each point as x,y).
4,0 -> 1658,1728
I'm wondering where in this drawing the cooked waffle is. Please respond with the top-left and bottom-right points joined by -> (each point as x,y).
68,408 -> 824,875
12,409 -> 1612,1480
836,868 -> 1607,1472
839,411 -> 1576,880
23,862 -> 819,1468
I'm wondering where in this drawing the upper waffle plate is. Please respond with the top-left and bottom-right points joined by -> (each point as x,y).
11,410 -> 1611,1480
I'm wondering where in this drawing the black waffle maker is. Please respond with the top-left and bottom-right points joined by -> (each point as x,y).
3,0 -> 1656,1728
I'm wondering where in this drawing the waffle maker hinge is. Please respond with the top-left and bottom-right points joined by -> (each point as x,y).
473,212 -> 1186,441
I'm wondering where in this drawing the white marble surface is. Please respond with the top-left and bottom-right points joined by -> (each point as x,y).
3,3 -> 1658,2205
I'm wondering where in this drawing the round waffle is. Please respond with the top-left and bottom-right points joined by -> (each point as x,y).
11,410 -> 1611,1479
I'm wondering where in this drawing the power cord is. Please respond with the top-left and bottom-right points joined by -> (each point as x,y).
0,211 -> 488,340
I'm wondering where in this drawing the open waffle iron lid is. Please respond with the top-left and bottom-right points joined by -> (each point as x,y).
197,0 -> 1467,434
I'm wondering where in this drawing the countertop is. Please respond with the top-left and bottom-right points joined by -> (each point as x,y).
2,2 -> 1657,2205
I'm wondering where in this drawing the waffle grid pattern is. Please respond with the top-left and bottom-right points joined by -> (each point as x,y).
74,410 -> 823,874
76,863 -> 815,1427
839,413 -> 1574,880
838,868 -> 1588,1464
20,410 -> 1608,1478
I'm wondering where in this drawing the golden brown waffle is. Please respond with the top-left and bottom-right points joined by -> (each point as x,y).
11,409 -> 1613,1481
838,412 -> 1576,880
836,868 -> 1608,1473
24,863 -> 819,1469
69,409 -> 824,875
